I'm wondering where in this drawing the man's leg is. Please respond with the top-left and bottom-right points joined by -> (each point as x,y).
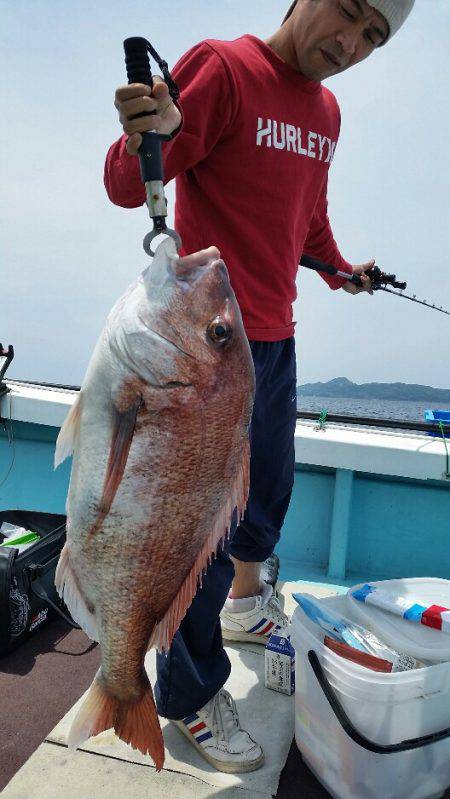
221,338 -> 297,640
229,559 -> 261,598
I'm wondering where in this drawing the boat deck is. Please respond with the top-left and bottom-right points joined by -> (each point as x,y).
1,585 -> 330,798
0,600 -> 450,799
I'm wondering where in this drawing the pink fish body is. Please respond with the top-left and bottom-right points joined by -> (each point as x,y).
55,240 -> 255,769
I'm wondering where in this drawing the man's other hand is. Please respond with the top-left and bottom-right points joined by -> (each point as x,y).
342,260 -> 375,295
115,78 -> 182,156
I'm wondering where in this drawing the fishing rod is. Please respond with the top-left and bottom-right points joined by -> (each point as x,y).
0,344 -> 14,399
300,254 -> 450,317
123,37 -> 182,256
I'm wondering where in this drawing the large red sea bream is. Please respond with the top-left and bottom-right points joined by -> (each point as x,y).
54,239 -> 255,770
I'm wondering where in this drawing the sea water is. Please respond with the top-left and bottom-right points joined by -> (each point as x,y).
297,396 -> 450,423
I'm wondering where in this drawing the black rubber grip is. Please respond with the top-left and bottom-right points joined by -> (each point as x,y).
300,254 -> 337,276
124,37 -> 153,88
300,254 -> 362,287
123,37 -> 155,122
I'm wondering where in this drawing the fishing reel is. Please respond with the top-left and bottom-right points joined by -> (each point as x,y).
366,266 -> 407,292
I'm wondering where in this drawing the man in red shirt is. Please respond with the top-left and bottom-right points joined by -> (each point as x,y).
105,0 -> 414,773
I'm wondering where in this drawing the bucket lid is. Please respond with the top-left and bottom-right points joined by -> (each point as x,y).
347,578 -> 450,663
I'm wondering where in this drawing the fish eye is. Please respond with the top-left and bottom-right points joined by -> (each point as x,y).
207,317 -> 232,344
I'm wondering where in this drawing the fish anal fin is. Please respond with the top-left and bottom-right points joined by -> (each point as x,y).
88,395 -> 142,540
55,543 -> 98,641
55,393 -> 83,468
68,670 -> 164,771
150,440 -> 250,653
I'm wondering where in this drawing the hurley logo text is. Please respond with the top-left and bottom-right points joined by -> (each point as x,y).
256,117 -> 337,163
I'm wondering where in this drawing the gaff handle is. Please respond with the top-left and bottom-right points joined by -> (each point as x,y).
123,37 -> 166,185
124,37 -> 154,107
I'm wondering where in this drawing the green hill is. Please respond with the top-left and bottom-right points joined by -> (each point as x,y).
297,377 -> 450,402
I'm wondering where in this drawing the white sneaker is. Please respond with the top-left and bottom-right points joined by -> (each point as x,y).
221,583 -> 289,644
173,688 -> 264,773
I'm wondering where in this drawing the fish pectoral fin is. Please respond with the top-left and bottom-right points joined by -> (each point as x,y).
68,669 -> 164,771
55,392 -> 83,468
149,439 -> 251,654
55,543 -> 98,641
90,395 -> 142,537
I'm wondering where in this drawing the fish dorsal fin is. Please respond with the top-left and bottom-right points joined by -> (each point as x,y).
55,393 -> 83,468
149,439 -> 250,653
87,395 -> 142,540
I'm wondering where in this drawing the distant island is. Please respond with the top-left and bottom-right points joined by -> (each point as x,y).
297,377 -> 450,402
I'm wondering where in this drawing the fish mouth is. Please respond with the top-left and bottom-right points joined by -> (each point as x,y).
211,258 -> 230,283
172,255 -> 230,289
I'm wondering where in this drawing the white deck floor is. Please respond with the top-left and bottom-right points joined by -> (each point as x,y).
1,581 -> 339,799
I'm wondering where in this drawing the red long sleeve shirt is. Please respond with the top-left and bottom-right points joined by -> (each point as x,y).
104,34 -> 352,341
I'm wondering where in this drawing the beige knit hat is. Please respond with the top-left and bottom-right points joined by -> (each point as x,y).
282,1 -> 415,43
368,0 -> 415,42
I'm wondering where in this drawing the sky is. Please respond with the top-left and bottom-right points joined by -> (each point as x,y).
1,0 -> 449,388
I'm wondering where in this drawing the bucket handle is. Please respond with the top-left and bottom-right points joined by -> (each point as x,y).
308,650 -> 450,754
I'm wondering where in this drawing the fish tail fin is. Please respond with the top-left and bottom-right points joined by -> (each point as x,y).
114,675 -> 164,771
68,671 -> 116,750
55,393 -> 83,468
68,671 -> 164,771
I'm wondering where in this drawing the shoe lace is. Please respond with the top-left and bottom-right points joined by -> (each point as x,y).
210,689 -> 240,746
266,593 -> 288,627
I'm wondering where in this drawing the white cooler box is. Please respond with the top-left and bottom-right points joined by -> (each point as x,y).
291,594 -> 450,799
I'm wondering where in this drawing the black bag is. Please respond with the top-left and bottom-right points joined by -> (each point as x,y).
0,510 -> 79,655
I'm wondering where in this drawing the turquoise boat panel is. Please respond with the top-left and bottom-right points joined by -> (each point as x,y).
275,465 -> 334,577
0,421 -> 70,514
1,420 -> 449,584
347,474 -> 450,580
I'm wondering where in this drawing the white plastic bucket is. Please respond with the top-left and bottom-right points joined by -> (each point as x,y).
291,596 -> 450,799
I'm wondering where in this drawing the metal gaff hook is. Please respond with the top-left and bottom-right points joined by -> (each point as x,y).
143,227 -> 182,257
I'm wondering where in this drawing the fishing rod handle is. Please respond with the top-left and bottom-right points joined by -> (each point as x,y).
300,254 -> 363,287
300,254 -> 336,276
123,37 -> 165,185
